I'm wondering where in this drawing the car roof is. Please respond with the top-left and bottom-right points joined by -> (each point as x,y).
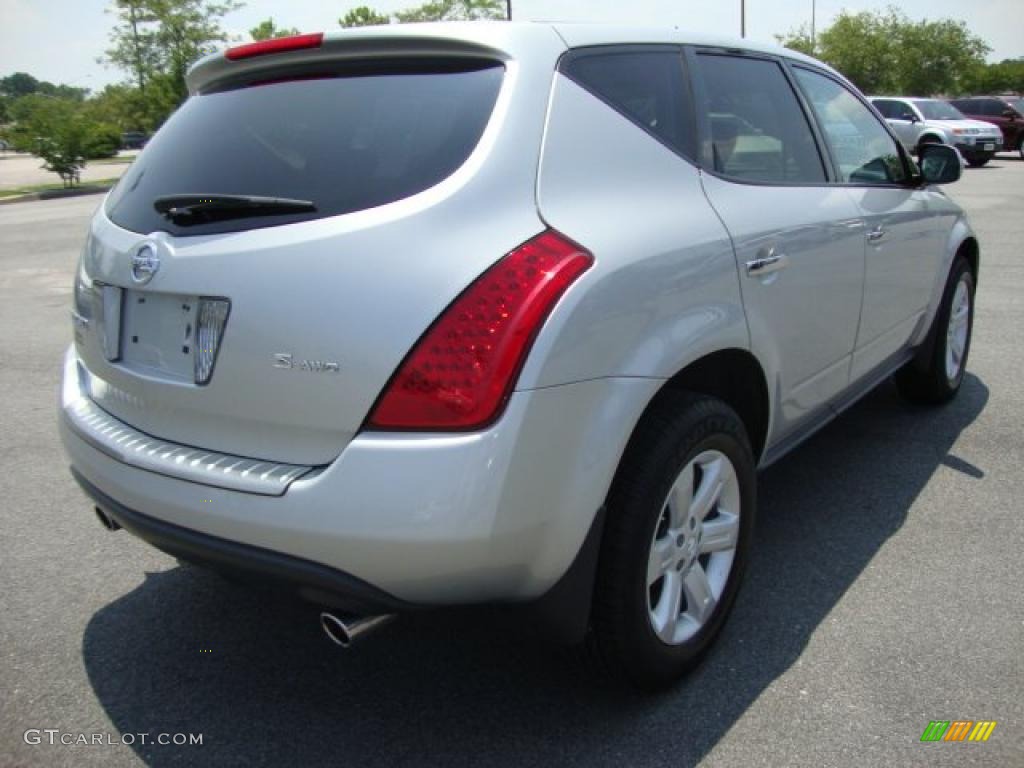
870,96 -> 938,102
188,21 -> 843,94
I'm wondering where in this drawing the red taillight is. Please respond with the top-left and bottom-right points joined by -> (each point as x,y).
368,230 -> 594,431
225,33 -> 324,61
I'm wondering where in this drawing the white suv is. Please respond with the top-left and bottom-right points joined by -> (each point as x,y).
61,23 -> 977,689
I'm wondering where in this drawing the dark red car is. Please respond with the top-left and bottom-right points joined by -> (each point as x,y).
949,96 -> 1024,158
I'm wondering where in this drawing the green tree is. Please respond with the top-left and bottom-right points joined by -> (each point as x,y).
104,1 -> 161,93
249,17 -> 300,40
815,9 -> 900,94
393,0 -> 503,23
7,96 -> 117,185
340,6 -> 390,27
961,58 -> 1024,95
778,8 -> 991,96
87,83 -> 153,132
893,18 -> 989,95
775,24 -> 815,57
0,72 -> 43,98
104,0 -> 243,125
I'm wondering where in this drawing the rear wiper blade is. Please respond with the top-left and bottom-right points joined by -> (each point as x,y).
154,194 -> 316,225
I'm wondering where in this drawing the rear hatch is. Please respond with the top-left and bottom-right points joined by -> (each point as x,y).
74,26 -> 564,465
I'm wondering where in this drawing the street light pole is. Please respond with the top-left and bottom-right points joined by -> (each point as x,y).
507,0 -> 511,20
740,0 -> 746,38
811,0 -> 816,51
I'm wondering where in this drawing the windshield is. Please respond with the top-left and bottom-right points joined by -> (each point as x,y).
105,60 -> 504,236
1009,98 -> 1024,114
912,100 -> 966,120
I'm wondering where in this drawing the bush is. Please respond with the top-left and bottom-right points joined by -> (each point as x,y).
85,123 -> 122,159
7,95 -> 117,186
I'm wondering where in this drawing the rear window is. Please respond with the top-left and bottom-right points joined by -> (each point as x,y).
106,60 -> 504,236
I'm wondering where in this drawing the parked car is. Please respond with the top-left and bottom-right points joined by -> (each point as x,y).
949,95 -> 1024,158
870,96 -> 1003,166
61,24 -> 978,690
120,131 -> 148,150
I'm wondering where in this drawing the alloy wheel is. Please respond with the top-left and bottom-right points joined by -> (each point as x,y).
647,450 -> 741,645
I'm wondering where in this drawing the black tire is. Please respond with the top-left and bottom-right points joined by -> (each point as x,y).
895,257 -> 975,404
589,393 -> 756,690
966,157 -> 990,168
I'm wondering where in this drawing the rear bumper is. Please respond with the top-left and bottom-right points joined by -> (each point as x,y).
72,468 -> 411,615
61,346 -> 661,605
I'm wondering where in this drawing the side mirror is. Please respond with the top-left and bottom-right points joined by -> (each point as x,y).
901,112 -> 918,123
919,143 -> 961,185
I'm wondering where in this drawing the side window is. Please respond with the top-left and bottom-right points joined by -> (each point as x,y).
793,67 -> 908,186
693,54 -> 826,183
872,99 -> 897,119
895,101 -> 916,120
872,100 -> 895,118
982,99 -> 1005,116
562,50 -> 693,160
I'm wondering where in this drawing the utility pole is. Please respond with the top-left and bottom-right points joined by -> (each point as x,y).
740,0 -> 746,38
506,0 -> 511,20
811,0 -> 816,52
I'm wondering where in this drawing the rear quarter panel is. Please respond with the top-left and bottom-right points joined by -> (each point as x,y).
524,73 -> 749,391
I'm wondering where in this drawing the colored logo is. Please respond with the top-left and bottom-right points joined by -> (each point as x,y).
920,720 -> 997,742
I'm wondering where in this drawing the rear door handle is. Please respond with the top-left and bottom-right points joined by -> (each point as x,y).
867,226 -> 886,243
745,249 -> 789,277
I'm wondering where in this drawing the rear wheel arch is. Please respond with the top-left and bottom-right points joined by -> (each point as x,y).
642,349 -> 771,464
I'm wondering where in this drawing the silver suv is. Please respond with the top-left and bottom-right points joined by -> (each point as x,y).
61,23 -> 978,689
871,96 -> 1004,167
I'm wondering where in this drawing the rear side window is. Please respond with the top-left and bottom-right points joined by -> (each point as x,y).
106,61 -> 504,236
693,54 -> 826,184
561,50 -> 694,160
980,99 -> 1005,116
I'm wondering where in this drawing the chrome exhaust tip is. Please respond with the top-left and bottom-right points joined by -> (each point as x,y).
95,506 -> 121,531
320,611 -> 395,648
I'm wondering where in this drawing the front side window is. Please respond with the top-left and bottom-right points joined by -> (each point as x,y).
913,100 -> 966,121
793,67 -> 908,186
693,54 -> 826,184
894,101 -> 917,120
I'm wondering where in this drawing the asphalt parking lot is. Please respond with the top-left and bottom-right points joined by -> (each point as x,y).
1,157 -> 1022,768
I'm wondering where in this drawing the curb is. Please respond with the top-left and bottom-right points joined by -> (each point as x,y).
0,184 -> 114,206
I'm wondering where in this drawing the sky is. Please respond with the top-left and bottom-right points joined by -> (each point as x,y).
1,0 -> 1021,92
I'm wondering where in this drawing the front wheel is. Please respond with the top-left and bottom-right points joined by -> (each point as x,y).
589,393 -> 756,690
895,257 -> 975,404
966,156 -> 990,168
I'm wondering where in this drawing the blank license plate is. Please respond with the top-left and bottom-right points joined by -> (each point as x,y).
120,290 -> 199,380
